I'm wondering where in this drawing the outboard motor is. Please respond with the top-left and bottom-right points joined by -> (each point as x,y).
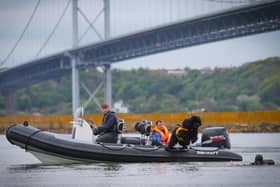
201,127 -> 231,149
121,120 -> 153,145
116,119 -> 125,144
115,119 -> 125,134
134,120 -> 152,136
117,119 -> 146,145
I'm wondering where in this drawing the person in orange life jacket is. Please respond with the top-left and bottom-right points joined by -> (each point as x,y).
167,116 -> 202,150
93,103 -> 118,143
151,120 -> 169,146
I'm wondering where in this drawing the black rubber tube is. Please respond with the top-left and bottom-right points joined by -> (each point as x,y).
24,129 -> 42,151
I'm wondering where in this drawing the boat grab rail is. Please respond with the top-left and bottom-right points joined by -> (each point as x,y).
129,144 -> 162,152
99,143 -> 127,151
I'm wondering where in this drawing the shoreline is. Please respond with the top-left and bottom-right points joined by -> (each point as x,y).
1,111 -> 279,133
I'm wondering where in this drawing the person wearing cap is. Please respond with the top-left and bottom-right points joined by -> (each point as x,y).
93,103 -> 118,143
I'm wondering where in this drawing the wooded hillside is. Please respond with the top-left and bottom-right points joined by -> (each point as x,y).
0,57 -> 279,115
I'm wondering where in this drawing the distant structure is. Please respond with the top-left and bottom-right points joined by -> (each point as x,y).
191,108 -> 207,113
159,69 -> 187,79
200,67 -> 213,75
113,100 -> 129,113
214,66 -> 237,72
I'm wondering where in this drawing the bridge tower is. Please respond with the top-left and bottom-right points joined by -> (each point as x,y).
72,0 -> 80,121
4,93 -> 16,116
71,0 -> 112,120
104,0 -> 112,108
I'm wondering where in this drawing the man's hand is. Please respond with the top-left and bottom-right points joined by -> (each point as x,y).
89,120 -> 95,128
93,127 -> 100,135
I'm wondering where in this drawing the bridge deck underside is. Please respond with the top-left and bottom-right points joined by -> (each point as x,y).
0,1 -> 279,93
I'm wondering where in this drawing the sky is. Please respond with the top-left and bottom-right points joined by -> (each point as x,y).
0,0 -> 279,70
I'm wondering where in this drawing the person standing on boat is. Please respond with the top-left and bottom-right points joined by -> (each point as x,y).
151,120 -> 169,146
93,103 -> 118,143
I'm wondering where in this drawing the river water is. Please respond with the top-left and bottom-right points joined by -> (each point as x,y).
1,133 -> 280,187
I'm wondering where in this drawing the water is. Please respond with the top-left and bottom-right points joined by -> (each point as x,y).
1,134 -> 280,187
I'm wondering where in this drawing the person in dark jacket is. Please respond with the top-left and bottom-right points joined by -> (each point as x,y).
93,103 -> 118,143
167,116 -> 202,150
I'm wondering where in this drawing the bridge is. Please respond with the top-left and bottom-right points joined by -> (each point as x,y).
0,0 -> 280,117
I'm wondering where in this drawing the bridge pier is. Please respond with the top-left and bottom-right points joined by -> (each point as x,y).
104,0 -> 112,108
104,64 -> 112,108
72,0 -> 80,121
71,56 -> 80,119
4,93 -> 16,116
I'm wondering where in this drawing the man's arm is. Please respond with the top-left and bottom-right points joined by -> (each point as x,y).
102,113 -> 116,129
94,113 -> 116,135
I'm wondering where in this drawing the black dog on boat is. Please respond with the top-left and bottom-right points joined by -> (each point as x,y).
167,116 -> 202,151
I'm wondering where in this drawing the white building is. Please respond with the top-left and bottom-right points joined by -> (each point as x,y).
113,100 -> 129,113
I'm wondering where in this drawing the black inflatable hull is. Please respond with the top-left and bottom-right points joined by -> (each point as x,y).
6,125 -> 242,163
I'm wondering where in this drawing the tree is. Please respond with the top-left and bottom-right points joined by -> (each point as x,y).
237,95 -> 262,111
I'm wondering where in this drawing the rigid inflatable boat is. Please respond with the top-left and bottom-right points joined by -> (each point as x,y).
5,118 -> 242,164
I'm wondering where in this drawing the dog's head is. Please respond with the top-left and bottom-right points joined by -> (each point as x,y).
190,116 -> 202,128
182,115 -> 202,129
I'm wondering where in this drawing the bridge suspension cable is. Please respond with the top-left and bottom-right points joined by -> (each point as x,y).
78,7 -> 104,40
0,0 -> 41,67
78,7 -> 104,44
35,0 -> 71,57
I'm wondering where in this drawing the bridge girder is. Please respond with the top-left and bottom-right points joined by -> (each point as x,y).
0,1 -> 280,93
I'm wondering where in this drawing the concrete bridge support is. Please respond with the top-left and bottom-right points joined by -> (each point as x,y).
4,93 -> 16,116
104,64 -> 112,108
72,0 -> 80,121
104,0 -> 112,108
71,0 -> 112,119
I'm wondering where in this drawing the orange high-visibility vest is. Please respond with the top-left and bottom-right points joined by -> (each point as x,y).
153,125 -> 169,145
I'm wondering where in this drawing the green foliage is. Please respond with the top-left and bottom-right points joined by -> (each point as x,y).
0,57 -> 279,115
0,94 -> 4,114
259,75 -> 280,105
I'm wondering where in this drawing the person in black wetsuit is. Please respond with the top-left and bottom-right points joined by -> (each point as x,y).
93,103 -> 118,143
167,116 -> 202,150
251,154 -> 275,165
